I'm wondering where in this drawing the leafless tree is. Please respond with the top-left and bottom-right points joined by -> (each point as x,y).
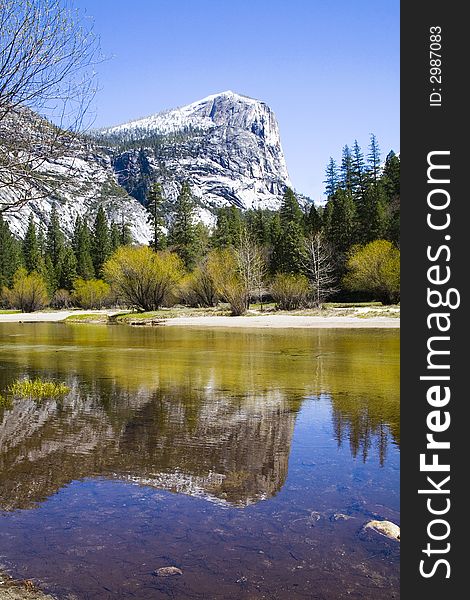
302,232 -> 339,306
0,0 -> 101,212
235,229 -> 267,310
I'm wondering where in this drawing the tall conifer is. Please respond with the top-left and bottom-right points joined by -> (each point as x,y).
23,214 -> 41,273
92,206 -> 111,277
147,183 -> 166,251
168,182 -> 199,269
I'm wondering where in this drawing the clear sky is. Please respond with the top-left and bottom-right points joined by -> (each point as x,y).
74,0 -> 399,202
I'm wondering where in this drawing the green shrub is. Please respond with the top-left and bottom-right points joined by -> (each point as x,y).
72,278 -> 112,309
270,273 -> 310,310
2,268 -> 49,312
343,240 -> 400,304
206,249 -> 248,316
104,246 -> 185,311
179,261 -> 218,307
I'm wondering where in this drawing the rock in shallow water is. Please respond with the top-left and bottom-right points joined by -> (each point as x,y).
365,520 -> 400,541
155,566 -> 183,577
330,513 -> 354,522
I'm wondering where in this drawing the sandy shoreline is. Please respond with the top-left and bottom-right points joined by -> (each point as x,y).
0,310 -> 117,323
159,315 -> 399,328
0,310 -> 399,328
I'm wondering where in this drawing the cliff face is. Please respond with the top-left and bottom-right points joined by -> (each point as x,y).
2,92 -> 291,241
101,91 -> 291,216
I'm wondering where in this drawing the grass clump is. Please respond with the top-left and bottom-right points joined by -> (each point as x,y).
64,313 -> 110,323
0,393 -> 12,409
8,378 -> 70,401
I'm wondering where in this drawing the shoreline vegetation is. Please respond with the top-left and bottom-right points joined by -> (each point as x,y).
0,303 -> 400,328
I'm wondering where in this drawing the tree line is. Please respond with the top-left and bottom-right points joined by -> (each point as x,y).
0,135 -> 400,313
0,205 -> 132,308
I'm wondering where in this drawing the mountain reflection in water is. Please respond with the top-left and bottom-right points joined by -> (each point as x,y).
0,324 -> 399,512
0,323 -> 400,600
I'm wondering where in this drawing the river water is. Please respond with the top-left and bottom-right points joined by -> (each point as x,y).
0,323 -> 399,599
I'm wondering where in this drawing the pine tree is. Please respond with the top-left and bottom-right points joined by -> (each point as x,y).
351,140 -> 366,196
195,221 -> 210,259
381,151 -> 400,244
326,189 -> 358,255
280,187 -> 303,225
269,212 -> 282,267
305,204 -> 322,235
46,205 -> 65,267
359,185 -> 388,244
45,205 -> 65,290
212,206 -> 243,248
37,226 -> 46,259
23,214 -> 41,273
321,200 -> 334,235
272,188 -> 306,274
110,222 -> 121,253
340,145 -> 354,191
168,182 -> 199,269
146,183 -> 166,251
92,206 -> 111,277
72,217 -> 95,279
58,245 -> 77,290
44,254 -> 58,293
247,208 -> 272,246
0,215 -> 22,288
324,157 -> 339,198
367,134 -> 381,184
120,219 -> 133,246
382,151 -> 400,199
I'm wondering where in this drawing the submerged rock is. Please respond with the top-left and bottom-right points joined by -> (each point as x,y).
154,566 -> 183,577
330,513 -> 354,522
365,520 -> 400,541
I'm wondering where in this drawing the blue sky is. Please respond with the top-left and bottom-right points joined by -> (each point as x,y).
75,0 -> 399,201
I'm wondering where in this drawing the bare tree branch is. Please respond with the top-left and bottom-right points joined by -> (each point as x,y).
0,0 -> 101,213
235,228 -> 266,309
302,233 -> 339,306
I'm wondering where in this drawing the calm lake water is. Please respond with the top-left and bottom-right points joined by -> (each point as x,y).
0,323 -> 400,599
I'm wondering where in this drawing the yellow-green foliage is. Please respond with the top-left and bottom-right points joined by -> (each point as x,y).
206,249 -> 248,315
8,378 -> 70,400
178,261 -> 218,308
104,246 -> 185,311
72,278 -> 111,309
2,268 -> 49,312
0,393 -> 12,409
343,239 -> 400,304
270,273 -> 310,310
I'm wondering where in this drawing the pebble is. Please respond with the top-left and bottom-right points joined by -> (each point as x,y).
155,566 -> 183,577
330,513 -> 353,522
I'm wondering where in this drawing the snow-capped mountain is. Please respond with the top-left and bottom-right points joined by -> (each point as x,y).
3,91 -> 292,241
103,90 -> 286,150
98,91 -> 291,217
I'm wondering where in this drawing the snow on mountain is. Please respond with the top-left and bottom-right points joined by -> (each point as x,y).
3,148 -> 152,243
3,91 -> 292,242
98,91 -> 292,214
103,90 -> 281,146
